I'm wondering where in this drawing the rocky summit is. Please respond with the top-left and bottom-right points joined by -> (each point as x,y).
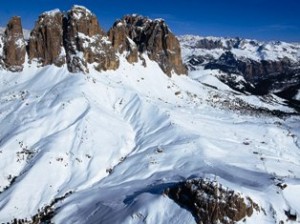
28,9 -> 65,67
108,15 -> 187,76
0,5 -> 186,76
64,5 -> 119,73
2,16 -> 26,72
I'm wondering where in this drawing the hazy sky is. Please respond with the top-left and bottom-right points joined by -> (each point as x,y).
0,0 -> 299,42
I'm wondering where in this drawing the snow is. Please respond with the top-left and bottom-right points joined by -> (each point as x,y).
0,55 -> 298,223
71,5 -> 92,20
179,35 -> 300,62
189,69 -> 233,92
15,37 -> 25,48
73,5 -> 92,13
295,91 -> 300,100
22,29 -> 30,40
0,34 -> 299,223
282,183 -> 300,216
154,18 -> 165,22
116,22 -> 124,27
126,37 -> 137,48
0,27 -> 5,35
42,8 -> 61,17
101,36 -> 112,45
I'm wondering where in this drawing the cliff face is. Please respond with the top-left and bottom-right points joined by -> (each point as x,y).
109,15 -> 187,76
204,51 -> 296,80
27,6 -> 119,73
2,17 -> 26,72
28,10 -> 65,67
108,18 -> 138,63
64,6 -> 119,73
0,6 -> 186,76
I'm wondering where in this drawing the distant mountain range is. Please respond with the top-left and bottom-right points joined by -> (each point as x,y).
179,35 -> 300,111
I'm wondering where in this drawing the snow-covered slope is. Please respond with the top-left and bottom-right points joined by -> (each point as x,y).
0,49 -> 300,223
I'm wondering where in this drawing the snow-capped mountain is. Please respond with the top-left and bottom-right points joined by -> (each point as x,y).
179,35 -> 300,112
179,35 -> 300,63
0,6 -> 300,224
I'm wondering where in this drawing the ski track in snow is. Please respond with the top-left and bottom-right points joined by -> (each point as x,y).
0,56 -> 299,223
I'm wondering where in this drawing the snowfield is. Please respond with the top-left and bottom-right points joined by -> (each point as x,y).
0,54 -> 299,223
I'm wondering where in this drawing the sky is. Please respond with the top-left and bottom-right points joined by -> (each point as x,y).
0,0 -> 299,42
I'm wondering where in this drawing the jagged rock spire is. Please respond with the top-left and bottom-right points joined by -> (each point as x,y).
0,6 -> 186,76
3,16 -> 26,72
28,9 -> 65,66
64,5 -> 119,73
108,14 -> 187,76
27,6 -> 119,73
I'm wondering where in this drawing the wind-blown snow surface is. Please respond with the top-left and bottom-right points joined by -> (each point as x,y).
0,56 -> 300,223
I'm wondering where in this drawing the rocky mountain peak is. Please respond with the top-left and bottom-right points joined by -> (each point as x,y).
109,14 -> 187,76
28,9 -> 65,66
4,16 -> 24,36
2,16 -> 26,72
0,6 -> 186,76
27,5 -> 118,73
64,5 -> 119,73
67,5 -> 104,37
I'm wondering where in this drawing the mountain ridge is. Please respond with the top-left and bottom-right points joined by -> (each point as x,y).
0,5 -> 186,76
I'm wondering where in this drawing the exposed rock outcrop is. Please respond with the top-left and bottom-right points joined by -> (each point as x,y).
0,33 -> 4,67
108,19 -> 138,63
64,5 -> 119,73
2,17 -> 26,71
204,51 -> 295,80
109,15 -> 187,76
27,5 -> 119,73
0,6 -> 187,76
203,51 -> 300,105
194,38 -> 224,50
166,178 -> 260,224
28,10 -> 65,66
